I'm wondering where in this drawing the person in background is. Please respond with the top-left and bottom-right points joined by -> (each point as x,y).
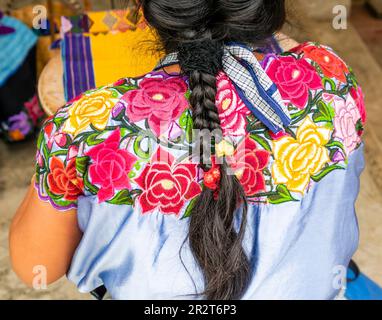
10,0 -> 366,299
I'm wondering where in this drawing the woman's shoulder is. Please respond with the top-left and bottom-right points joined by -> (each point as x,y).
247,41 -> 366,199
35,73 -> 194,211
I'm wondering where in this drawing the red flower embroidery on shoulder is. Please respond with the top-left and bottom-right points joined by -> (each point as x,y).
227,137 -> 270,196
86,129 -> 138,203
301,45 -> 349,83
265,56 -> 322,109
122,76 -> 189,136
135,147 -> 202,215
47,157 -> 84,201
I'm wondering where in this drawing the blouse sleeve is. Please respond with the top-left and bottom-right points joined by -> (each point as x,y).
35,107 -> 84,211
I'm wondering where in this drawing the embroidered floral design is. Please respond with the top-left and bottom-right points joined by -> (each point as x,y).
265,55 -> 323,109
301,44 -> 349,83
135,147 -> 202,215
324,94 -> 362,154
228,137 -> 270,196
47,157 -> 84,201
271,117 -> 331,194
122,76 -> 189,136
350,86 -> 367,124
34,43 -> 364,212
63,88 -> 118,136
87,129 -> 138,203
216,72 -> 250,136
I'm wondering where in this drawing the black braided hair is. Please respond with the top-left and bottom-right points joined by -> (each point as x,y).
141,0 -> 286,300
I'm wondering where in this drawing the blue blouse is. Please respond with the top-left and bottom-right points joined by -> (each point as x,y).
35,42 -> 366,299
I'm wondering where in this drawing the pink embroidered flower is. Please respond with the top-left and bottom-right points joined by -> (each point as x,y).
269,130 -> 290,140
350,86 -> 366,124
265,56 -> 323,109
216,72 -> 250,136
67,145 -> 79,160
324,94 -> 362,154
113,78 -> 126,87
135,147 -> 202,215
86,129 -> 138,203
122,76 -> 189,136
46,131 -> 69,149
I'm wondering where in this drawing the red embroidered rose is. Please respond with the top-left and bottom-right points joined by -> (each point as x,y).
216,72 -> 250,136
302,45 -> 349,83
86,129 -> 138,203
122,76 -> 189,136
265,56 -> 323,109
135,147 -> 202,215
227,137 -> 270,196
350,86 -> 367,124
47,157 -> 84,201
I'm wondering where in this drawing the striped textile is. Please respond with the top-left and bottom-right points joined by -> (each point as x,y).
61,33 -> 95,101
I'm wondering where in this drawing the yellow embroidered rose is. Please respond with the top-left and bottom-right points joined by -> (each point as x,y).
271,117 -> 331,194
63,89 -> 118,136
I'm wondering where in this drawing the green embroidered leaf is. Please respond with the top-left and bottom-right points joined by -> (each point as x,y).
112,85 -> 138,95
86,132 -> 104,146
76,156 -> 89,175
313,101 -> 335,123
356,119 -> 364,133
53,117 -> 66,128
291,110 -> 305,120
84,171 -> 99,194
128,171 -> 136,179
268,185 -> 298,205
42,142 -> 50,163
311,164 -> 345,182
51,150 -> 69,158
134,135 -> 152,160
37,130 -> 44,149
182,197 -> 197,219
322,77 -> 337,91
107,189 -> 134,206
250,134 -> 272,152
179,110 -> 194,143
326,140 -> 346,153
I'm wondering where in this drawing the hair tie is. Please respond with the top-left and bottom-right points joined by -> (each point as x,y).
203,158 -> 221,200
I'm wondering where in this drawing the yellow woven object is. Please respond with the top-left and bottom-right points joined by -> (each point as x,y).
89,25 -> 163,86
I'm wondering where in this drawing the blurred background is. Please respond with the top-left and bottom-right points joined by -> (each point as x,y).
0,0 -> 381,299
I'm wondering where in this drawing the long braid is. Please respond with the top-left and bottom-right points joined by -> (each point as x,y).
140,0 -> 286,300
178,40 -> 251,300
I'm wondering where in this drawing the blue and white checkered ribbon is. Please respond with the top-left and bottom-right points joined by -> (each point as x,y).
155,42 -> 291,133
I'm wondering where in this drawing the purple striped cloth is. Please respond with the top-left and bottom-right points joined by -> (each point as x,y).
62,33 -> 95,101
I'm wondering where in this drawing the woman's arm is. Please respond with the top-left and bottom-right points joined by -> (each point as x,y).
9,179 -> 82,288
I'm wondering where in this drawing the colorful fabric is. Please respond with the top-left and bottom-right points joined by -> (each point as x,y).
60,9 -> 144,35
0,15 -> 37,86
36,42 -> 364,212
61,11 -> 162,101
156,42 -> 290,133
35,42 -> 365,299
0,11 -> 15,35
